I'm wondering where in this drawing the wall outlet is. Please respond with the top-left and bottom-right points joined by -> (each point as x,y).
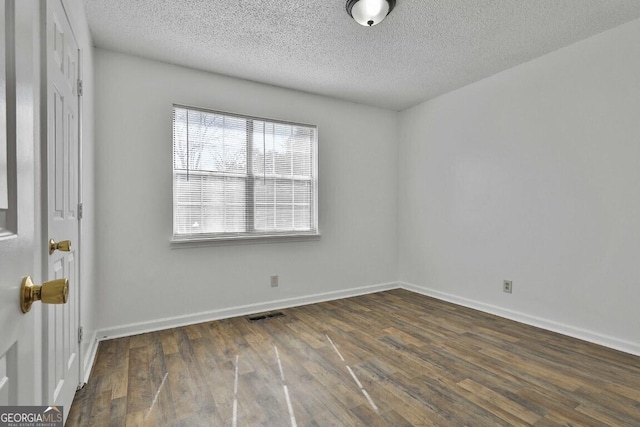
271,275 -> 279,288
503,280 -> 513,294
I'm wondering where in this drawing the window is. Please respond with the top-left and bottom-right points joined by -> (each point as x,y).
172,105 -> 319,242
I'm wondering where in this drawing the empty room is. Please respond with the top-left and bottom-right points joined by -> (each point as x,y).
2,0 -> 640,426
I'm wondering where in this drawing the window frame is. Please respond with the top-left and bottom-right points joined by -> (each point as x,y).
170,104 -> 320,246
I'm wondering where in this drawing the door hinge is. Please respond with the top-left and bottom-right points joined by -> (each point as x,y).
77,79 -> 83,96
78,326 -> 83,343
78,202 -> 83,220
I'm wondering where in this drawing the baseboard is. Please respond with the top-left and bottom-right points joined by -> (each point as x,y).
82,330 -> 99,383
96,281 -> 399,341
91,279 -> 639,362
399,281 -> 640,357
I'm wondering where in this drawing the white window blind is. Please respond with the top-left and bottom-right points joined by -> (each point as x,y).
172,105 -> 318,241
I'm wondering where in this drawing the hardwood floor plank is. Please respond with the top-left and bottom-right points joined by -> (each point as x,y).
478,346 -> 587,391
533,416 -> 567,427
128,331 -> 157,350
457,378 -> 542,425
108,397 -> 127,427
163,352 -> 200,423
124,410 -> 154,427
66,378 -> 98,426
159,329 -> 178,356
606,382 -> 640,402
88,387 -> 112,427
147,339 -> 175,425
573,386 -> 640,425
109,347 -> 129,401
125,346 -> 152,414
575,404 -> 637,426
355,360 -> 452,426
519,388 -> 609,427
173,329 -> 220,418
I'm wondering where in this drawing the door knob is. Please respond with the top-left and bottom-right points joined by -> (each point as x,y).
20,276 -> 69,313
49,239 -> 71,255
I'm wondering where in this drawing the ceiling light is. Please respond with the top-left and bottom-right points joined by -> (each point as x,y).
346,0 -> 396,27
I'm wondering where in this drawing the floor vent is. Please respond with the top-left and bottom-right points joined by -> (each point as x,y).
247,312 -> 286,322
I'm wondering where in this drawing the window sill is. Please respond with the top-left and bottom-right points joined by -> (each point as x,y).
170,233 -> 321,248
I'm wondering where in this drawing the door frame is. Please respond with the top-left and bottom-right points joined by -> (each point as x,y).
76,36 -> 85,387
69,1 -> 85,391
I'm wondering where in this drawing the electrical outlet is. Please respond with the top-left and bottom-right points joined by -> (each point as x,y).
503,280 -> 513,294
271,275 -> 279,288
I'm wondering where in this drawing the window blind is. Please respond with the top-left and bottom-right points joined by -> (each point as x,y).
172,105 -> 318,241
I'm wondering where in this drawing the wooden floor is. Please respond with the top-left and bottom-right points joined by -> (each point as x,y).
67,289 -> 640,426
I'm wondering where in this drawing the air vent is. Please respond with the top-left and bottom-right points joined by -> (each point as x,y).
247,312 -> 285,322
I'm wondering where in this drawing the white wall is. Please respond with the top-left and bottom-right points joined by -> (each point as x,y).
399,18 -> 640,352
62,0 -> 98,380
94,49 -> 398,332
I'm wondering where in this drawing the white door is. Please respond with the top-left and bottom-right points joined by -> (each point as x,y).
42,0 -> 81,416
0,0 -> 39,406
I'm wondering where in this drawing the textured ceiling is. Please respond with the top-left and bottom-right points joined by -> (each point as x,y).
83,0 -> 640,111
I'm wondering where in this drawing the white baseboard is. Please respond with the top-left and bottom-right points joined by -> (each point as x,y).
90,279 -> 639,369
96,281 -> 399,341
400,281 -> 640,357
82,330 -> 99,383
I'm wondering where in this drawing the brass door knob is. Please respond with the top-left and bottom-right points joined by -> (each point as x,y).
20,276 -> 69,313
49,239 -> 71,255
